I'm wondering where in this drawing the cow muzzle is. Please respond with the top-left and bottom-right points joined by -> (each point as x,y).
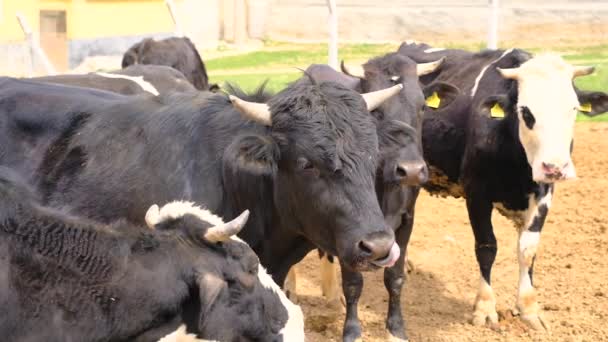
395,161 -> 429,186
355,232 -> 400,269
533,160 -> 576,183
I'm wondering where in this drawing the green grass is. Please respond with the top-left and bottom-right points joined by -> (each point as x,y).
206,42 -> 608,121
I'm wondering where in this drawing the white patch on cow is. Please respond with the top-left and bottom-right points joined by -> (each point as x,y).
96,72 -> 160,96
147,201 -> 225,227
423,47 -> 446,53
470,48 -> 514,97
256,265 -> 305,341
472,277 -> 498,326
157,325 -> 216,342
509,54 -> 580,183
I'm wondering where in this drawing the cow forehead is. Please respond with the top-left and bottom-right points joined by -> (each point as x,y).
516,55 -> 579,112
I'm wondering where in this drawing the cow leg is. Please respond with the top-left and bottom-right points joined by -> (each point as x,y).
384,212 -> 414,341
283,267 -> 298,303
516,186 -> 552,330
319,252 -> 344,308
340,262 -> 363,342
466,193 -> 499,327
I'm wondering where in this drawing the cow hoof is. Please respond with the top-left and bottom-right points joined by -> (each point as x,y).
521,314 -> 549,331
472,306 -> 498,327
343,321 -> 362,342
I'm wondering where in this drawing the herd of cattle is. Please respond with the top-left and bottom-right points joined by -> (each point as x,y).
0,36 -> 606,341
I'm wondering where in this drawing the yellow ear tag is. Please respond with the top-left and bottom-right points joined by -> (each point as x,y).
578,102 -> 592,113
426,91 -> 441,109
490,103 -> 505,118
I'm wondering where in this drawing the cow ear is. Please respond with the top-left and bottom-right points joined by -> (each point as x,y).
479,95 -> 510,119
577,90 -> 608,117
422,82 -> 460,109
223,134 -> 279,177
198,273 -> 226,330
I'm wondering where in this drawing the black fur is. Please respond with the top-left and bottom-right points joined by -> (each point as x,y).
0,167 -> 290,341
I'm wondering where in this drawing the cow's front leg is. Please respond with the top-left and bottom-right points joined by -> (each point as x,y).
340,263 -> 363,342
466,193 -> 499,327
516,185 -> 553,330
319,252 -> 344,308
384,213 -> 414,341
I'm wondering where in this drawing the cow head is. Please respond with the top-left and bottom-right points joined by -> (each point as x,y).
495,54 -> 608,183
145,202 -> 305,341
226,80 -> 403,271
343,53 -> 459,188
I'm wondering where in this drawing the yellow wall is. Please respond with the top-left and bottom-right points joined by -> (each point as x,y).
0,0 -> 176,43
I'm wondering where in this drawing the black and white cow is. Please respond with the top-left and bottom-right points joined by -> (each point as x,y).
122,37 -> 215,91
0,75 -> 404,296
0,167 -> 303,341
284,53 -> 460,341
30,64 -> 196,96
398,42 -> 608,330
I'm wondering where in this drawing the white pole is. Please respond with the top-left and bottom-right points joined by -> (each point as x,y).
487,0 -> 499,49
165,0 -> 184,37
326,0 -> 338,70
16,12 -> 57,76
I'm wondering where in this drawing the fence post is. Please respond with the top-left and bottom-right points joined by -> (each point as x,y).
487,0 -> 499,49
16,12 -> 57,76
326,0 -> 338,70
165,0 -> 184,37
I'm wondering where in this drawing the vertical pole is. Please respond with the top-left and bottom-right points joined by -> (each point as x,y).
487,0 -> 499,49
326,0 -> 338,70
16,12 -> 56,76
234,0 -> 247,45
165,0 -> 184,37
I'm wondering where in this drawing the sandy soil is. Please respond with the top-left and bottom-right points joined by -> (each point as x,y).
295,122 -> 608,342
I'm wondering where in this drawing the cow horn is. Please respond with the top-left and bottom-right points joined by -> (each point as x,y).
341,61 -> 366,79
229,95 -> 272,126
204,210 -> 250,243
145,204 -> 160,229
417,57 -> 445,76
497,67 -> 520,80
361,84 -> 404,111
573,65 -> 595,78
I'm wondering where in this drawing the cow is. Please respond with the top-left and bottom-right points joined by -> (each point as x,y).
121,37 -> 215,91
397,42 -> 608,330
284,53 -> 461,341
0,76 -> 405,303
0,166 -> 304,341
29,64 -> 196,96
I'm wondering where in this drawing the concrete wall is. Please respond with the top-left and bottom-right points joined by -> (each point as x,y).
264,0 -> 608,46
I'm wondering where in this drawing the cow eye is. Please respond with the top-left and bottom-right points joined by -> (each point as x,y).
297,157 -> 319,176
520,106 -> 535,129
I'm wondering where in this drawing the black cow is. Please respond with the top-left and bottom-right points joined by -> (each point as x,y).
122,37 -> 214,91
30,64 -> 196,96
0,167 -> 303,341
398,42 -> 608,330
284,53 -> 460,341
0,76 -> 404,295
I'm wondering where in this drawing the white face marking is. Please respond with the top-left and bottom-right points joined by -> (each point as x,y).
471,48 -> 514,97
157,325 -> 216,342
511,55 -> 579,183
96,72 -> 160,96
256,265 -> 305,341
423,47 -> 446,53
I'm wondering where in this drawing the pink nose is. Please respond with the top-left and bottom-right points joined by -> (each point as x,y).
542,162 -> 567,179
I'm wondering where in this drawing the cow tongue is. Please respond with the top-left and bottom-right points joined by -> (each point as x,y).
371,242 -> 400,268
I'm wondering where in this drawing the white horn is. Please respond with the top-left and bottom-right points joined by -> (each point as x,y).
361,84 -> 404,111
145,204 -> 160,229
497,67 -> 520,80
341,61 -> 366,79
204,210 -> 250,243
573,65 -> 595,78
229,95 -> 272,126
417,57 -> 445,76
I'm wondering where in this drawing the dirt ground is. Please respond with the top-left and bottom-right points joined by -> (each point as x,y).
294,122 -> 608,342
